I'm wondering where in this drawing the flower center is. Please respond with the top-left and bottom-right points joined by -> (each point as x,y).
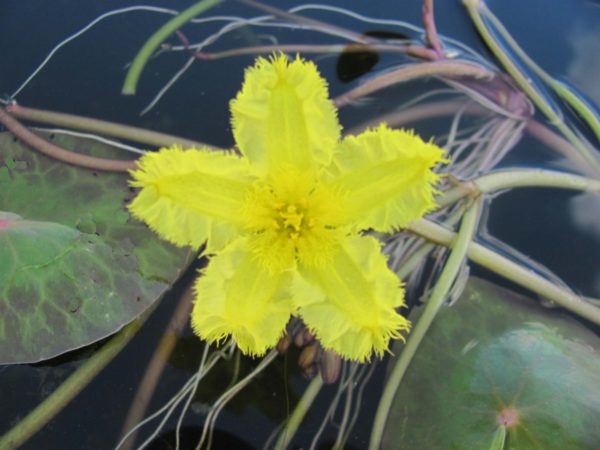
272,200 -> 316,241
243,173 -> 346,271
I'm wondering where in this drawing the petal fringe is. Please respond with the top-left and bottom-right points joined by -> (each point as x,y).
191,238 -> 295,357
325,124 -> 447,232
129,146 -> 254,250
294,235 -> 410,362
230,54 -> 340,177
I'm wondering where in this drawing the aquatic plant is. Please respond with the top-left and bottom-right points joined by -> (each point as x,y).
128,53 -> 445,362
0,0 -> 599,449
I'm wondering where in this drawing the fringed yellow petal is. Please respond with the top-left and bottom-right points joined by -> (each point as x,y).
325,124 -> 447,232
128,56 -> 449,361
129,146 -> 254,250
230,54 -> 340,176
191,238 -> 295,357
294,235 -> 410,362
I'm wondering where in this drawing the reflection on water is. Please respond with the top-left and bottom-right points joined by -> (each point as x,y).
569,192 -> 600,293
567,23 -> 600,106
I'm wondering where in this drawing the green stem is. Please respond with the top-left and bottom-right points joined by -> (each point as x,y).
439,169 -> 600,208
394,241 -> 436,280
408,218 -> 600,323
463,0 -> 600,175
275,374 -> 324,450
489,426 -> 507,450
369,198 -> 482,450
551,81 -> 600,143
0,317 -> 145,450
394,203 -> 467,279
122,0 -> 222,95
7,105 -> 210,149
479,3 -> 600,142
474,169 -> 600,192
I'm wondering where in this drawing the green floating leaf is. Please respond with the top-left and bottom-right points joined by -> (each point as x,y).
0,132 -> 192,364
383,277 -> 600,450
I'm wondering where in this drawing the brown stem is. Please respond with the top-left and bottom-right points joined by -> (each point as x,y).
236,0 -> 438,61
118,284 -> 195,450
346,97 -> 595,177
405,45 -> 440,60
422,0 -> 444,57
238,0 -> 376,44
6,104 -> 209,149
194,43 -> 414,60
0,107 -> 136,172
333,61 -> 494,107
175,30 -> 191,49
345,100 -> 488,135
525,119 -> 595,175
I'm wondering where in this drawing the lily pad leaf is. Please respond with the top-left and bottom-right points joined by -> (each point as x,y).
383,277 -> 600,450
0,212 -> 163,362
0,132 -> 193,364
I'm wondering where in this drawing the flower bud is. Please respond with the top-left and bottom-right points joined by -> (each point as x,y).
319,349 -> 342,384
298,343 -> 319,371
276,334 -> 292,353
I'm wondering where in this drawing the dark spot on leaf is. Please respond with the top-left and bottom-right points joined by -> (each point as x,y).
3,316 -> 19,343
76,216 -> 97,234
7,285 -> 37,314
43,302 -> 66,331
72,182 -> 101,203
13,159 -> 28,170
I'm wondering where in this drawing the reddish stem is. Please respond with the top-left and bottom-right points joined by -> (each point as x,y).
423,0 -> 444,58
194,43 -> 420,60
6,104 -> 207,149
175,30 -> 190,49
0,107 -> 136,172
333,60 -> 494,107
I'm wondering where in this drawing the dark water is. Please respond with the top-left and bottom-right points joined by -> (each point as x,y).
1,1 -> 599,449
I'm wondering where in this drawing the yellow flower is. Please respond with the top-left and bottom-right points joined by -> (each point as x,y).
129,54 -> 446,362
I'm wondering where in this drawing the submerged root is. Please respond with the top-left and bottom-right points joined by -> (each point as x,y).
114,341 -> 235,450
